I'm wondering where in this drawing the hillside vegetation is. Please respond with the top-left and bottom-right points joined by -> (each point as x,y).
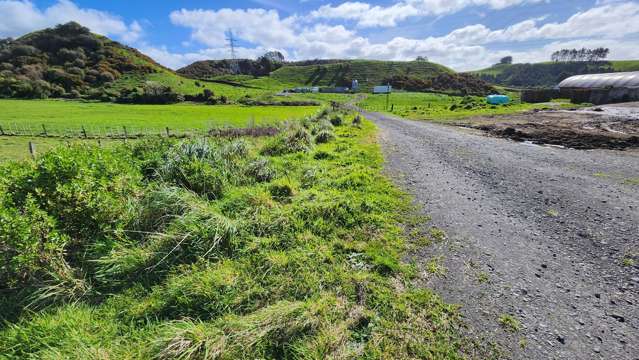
472,61 -> 639,87
271,60 -> 453,90
0,22 -> 165,99
0,23 -> 286,103
0,110 -> 475,359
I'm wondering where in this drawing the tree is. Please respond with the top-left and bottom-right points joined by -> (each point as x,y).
416,56 -> 428,62
551,47 -> 609,63
260,51 -> 285,64
500,56 -> 513,64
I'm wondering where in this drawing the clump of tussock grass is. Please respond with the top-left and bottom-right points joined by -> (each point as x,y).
260,126 -> 313,156
300,166 -> 322,189
244,158 -> 276,183
269,179 -> 296,202
129,185 -> 199,233
144,207 -> 239,270
26,262 -> 92,311
155,297 -> 344,359
314,129 -> 335,144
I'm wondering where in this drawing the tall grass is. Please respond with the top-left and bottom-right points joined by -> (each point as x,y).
0,110 -> 481,358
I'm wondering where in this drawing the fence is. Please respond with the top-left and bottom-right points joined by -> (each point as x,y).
0,119 -> 283,140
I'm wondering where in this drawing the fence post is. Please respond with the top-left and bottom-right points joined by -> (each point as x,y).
28,141 -> 35,160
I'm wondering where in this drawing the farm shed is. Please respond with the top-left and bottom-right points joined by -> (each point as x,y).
558,71 -> 639,105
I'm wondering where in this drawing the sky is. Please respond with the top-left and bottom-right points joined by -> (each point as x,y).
1,0 -> 639,71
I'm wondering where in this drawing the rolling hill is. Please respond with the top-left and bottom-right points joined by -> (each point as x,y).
471,61 -> 639,88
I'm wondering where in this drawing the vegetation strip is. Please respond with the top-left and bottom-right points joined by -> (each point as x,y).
0,109 -> 472,359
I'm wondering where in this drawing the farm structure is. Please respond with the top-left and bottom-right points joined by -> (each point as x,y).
559,71 -> 639,104
373,85 -> 392,94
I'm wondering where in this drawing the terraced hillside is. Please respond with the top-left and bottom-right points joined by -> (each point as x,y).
472,61 -> 639,87
271,60 -> 454,91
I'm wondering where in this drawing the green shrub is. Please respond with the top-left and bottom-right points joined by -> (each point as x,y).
3,145 -> 141,245
314,129 -> 335,144
0,196 -> 68,289
329,115 -> 343,126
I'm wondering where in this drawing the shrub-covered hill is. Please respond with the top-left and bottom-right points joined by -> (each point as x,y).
471,60 -> 639,88
0,22 -> 168,99
177,59 -> 281,79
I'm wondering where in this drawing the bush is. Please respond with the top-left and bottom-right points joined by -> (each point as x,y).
0,197 -> 68,289
329,115 -> 343,126
315,129 -> 335,144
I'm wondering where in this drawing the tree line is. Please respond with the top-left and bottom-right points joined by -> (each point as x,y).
551,48 -> 609,63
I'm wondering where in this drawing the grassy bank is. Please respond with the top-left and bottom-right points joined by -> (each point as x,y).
0,110 -> 475,359
358,92 -> 574,122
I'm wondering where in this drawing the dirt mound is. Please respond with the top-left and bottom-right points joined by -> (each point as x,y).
479,123 -> 639,149
466,103 -> 639,150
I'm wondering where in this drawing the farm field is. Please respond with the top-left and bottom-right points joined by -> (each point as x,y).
0,99 -> 319,133
358,92 -> 576,122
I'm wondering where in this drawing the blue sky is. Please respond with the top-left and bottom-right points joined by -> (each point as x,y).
1,0 -> 639,70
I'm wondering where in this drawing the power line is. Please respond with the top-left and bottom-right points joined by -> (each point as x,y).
225,28 -> 240,74
225,28 -> 237,60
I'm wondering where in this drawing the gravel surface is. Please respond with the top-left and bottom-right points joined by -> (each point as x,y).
361,110 -> 639,359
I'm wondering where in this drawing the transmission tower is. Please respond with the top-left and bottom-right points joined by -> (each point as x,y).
225,29 -> 240,74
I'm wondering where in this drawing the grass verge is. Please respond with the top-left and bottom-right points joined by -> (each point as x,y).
0,109 -> 474,358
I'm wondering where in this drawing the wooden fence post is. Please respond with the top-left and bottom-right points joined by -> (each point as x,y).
28,141 -> 35,159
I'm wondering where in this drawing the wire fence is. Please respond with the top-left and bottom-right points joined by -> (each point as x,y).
0,119 -> 284,140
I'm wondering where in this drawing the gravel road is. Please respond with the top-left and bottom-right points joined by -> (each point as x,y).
361,110 -> 639,359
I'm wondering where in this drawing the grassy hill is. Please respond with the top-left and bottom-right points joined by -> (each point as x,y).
471,60 -> 639,87
271,60 -> 454,91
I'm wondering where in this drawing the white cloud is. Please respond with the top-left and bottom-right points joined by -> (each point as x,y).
310,0 -> 546,28
169,8 -> 298,48
0,0 -> 143,42
162,2 -> 639,71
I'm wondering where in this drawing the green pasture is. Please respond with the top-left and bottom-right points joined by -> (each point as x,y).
358,92 -> 575,122
0,99 -> 319,133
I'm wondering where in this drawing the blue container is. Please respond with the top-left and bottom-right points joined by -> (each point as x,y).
487,94 -> 510,105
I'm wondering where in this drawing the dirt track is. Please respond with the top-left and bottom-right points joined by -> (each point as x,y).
361,110 -> 639,359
